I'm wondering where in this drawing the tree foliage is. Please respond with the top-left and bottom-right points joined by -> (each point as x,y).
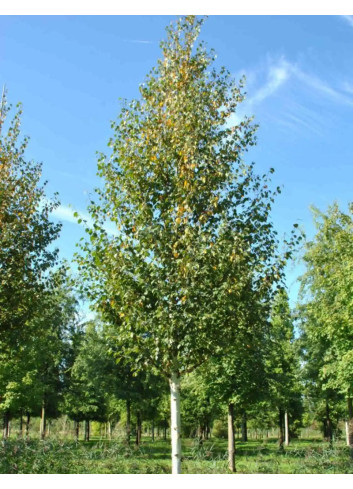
0,92 -> 61,346
77,15 -> 297,379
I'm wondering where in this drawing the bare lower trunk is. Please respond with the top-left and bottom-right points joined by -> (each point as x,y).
228,403 -> 236,473
278,409 -> 284,450
2,412 -> 9,440
170,371 -> 182,474
136,410 -> 142,446
19,412 -> 23,438
108,421 -> 112,440
284,411 -> 290,446
84,420 -> 90,442
40,402 -> 46,440
241,411 -> 248,442
325,400 -> 333,446
75,421 -> 79,442
151,419 -> 155,442
126,399 -> 131,445
347,397 -> 353,448
25,413 -> 30,440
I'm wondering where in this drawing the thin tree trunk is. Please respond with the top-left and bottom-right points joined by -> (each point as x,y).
197,424 -> 202,446
278,409 -> 284,450
163,420 -> 167,440
126,399 -> 131,445
25,412 -> 30,440
241,411 -> 248,442
75,421 -> 79,442
151,419 -> 155,442
228,403 -> 236,473
284,410 -> 290,446
345,420 -> 350,446
108,421 -> 112,440
40,401 -> 46,440
347,397 -> 353,446
325,400 -> 333,446
2,412 -> 9,440
347,397 -> 353,456
136,411 -> 142,446
84,420 -> 90,442
170,371 -> 182,474
19,413 -> 23,438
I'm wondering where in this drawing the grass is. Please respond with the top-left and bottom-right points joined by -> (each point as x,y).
0,436 -> 352,474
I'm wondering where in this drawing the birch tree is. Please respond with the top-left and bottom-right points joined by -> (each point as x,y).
77,16 -> 298,473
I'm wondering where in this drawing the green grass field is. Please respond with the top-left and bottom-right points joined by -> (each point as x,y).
1,436 -> 353,474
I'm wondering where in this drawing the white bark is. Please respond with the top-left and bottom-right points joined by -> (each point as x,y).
284,411 -> 289,446
170,371 -> 182,474
346,420 -> 350,446
228,403 -> 235,472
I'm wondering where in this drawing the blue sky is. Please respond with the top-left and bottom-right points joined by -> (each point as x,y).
1,15 -> 353,309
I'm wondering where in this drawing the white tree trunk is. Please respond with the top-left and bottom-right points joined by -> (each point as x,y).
170,371 -> 182,474
346,420 -> 350,446
284,411 -> 289,446
228,403 -> 235,472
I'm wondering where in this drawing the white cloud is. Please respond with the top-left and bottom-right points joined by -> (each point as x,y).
52,204 -> 119,236
342,15 -> 353,28
342,81 -> 353,94
248,58 -> 291,105
124,39 -> 153,44
52,204 -> 93,226
233,55 -> 353,138
244,56 -> 353,110
291,66 -> 353,107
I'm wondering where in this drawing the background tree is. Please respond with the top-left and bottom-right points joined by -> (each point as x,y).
63,321 -> 113,441
203,309 -> 269,472
0,92 -> 61,348
266,290 -> 303,450
0,267 -> 79,440
299,203 -> 353,447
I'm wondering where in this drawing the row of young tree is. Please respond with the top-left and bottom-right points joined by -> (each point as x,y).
0,16 -> 352,474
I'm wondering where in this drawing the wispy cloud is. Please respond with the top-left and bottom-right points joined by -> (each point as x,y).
291,66 -> 353,107
233,55 -> 353,137
228,58 -> 292,127
52,204 -> 118,237
52,204 -> 93,226
247,58 -> 291,105
342,15 -> 353,28
124,39 -> 153,44
342,81 -> 353,94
